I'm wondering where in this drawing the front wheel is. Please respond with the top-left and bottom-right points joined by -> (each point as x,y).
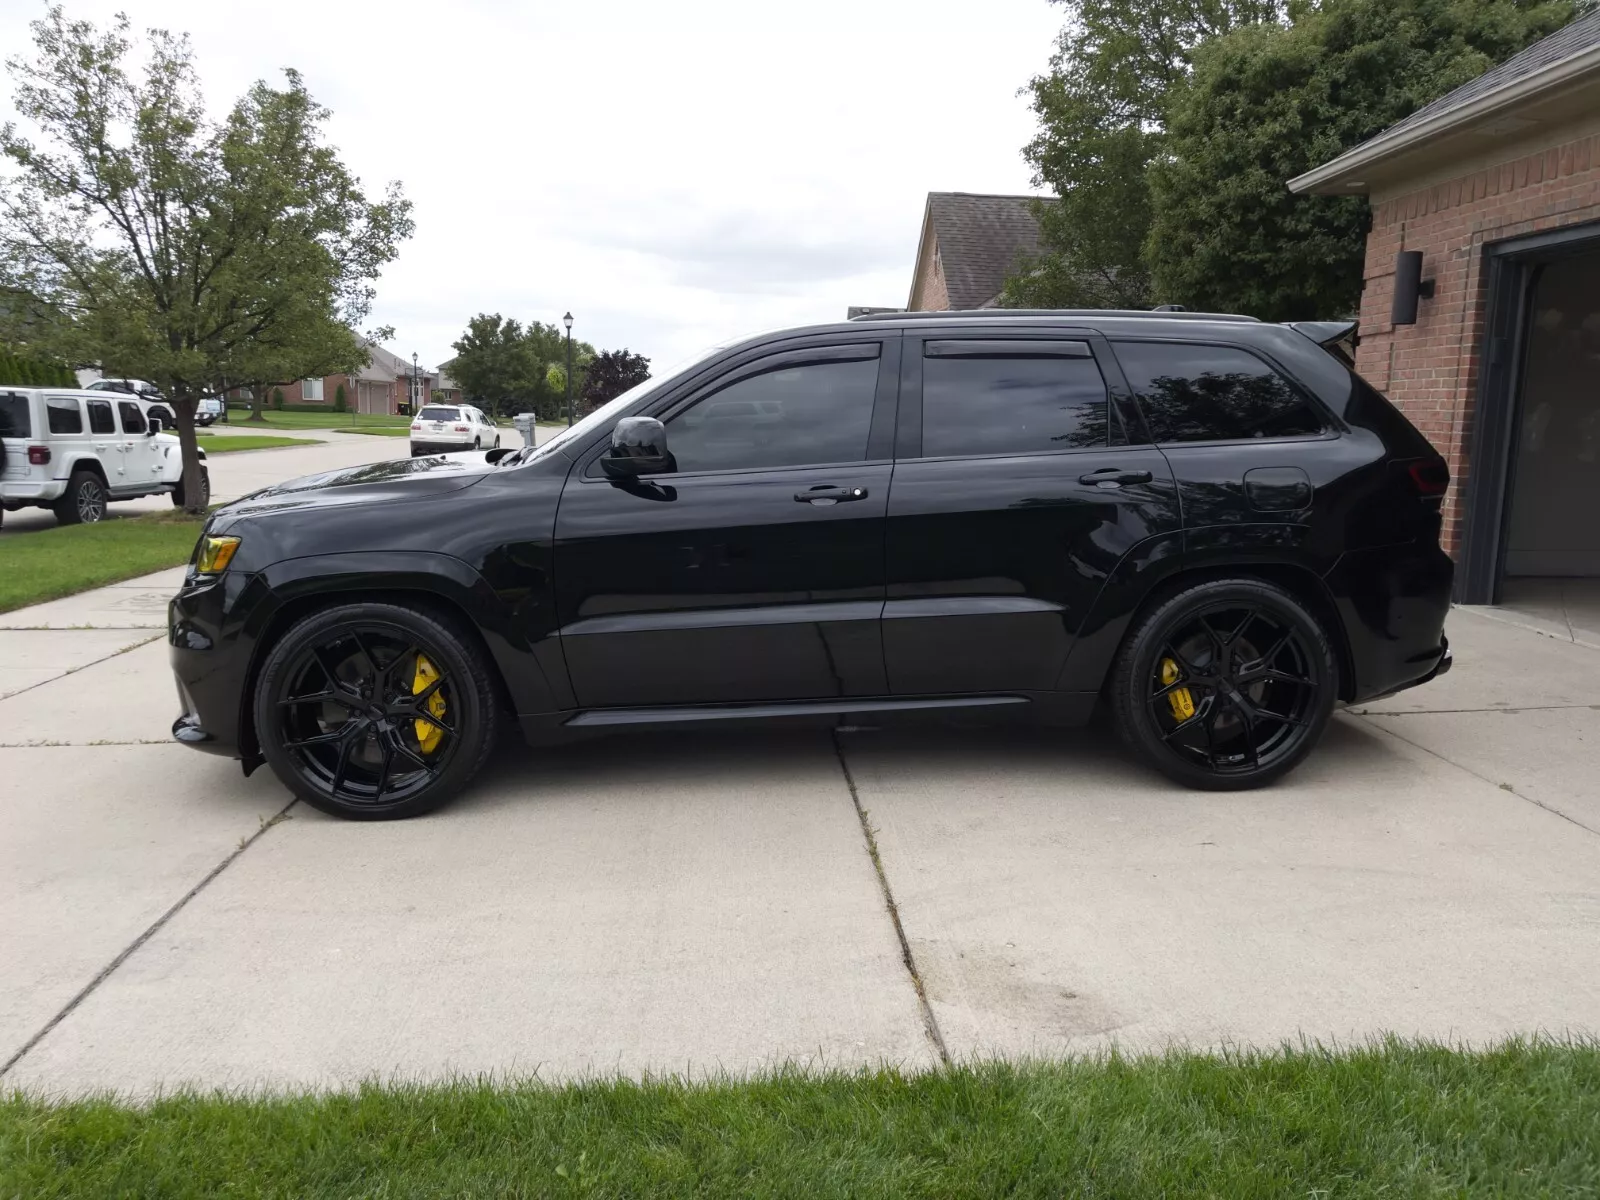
171,466 -> 210,509
1109,579 -> 1337,790
254,602 -> 500,819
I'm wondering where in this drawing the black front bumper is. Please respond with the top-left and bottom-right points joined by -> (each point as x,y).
169,570 -> 261,765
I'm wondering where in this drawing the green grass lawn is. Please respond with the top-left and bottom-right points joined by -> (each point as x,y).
195,434 -> 319,452
3,1040 -> 1597,1197
0,510 -> 202,613
222,410 -> 410,432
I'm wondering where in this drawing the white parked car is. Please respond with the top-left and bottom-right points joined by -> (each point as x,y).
85,377 -> 165,400
196,396 -> 225,426
0,388 -> 208,527
409,404 -> 501,456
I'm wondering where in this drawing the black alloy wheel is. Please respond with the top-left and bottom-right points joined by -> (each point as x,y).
1111,579 -> 1336,790
254,603 -> 498,819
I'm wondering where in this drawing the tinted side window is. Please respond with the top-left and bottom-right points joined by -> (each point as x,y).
0,393 -> 31,438
117,400 -> 146,433
47,397 -> 84,434
921,346 -> 1109,457
1114,342 -> 1324,443
667,356 -> 878,473
87,400 -> 115,434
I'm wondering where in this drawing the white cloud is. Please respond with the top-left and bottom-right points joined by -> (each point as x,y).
0,0 -> 1061,370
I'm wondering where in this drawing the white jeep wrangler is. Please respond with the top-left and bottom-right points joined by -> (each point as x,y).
0,388 -> 209,527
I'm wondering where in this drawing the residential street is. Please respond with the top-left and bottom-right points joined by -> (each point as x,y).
0,422 -> 535,536
2,551 -> 1597,1094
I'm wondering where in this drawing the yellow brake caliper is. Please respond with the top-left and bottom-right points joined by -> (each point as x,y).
1161,657 -> 1195,721
412,654 -> 447,754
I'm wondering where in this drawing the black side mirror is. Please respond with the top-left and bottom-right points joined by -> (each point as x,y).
601,416 -> 674,478
146,417 -> 162,436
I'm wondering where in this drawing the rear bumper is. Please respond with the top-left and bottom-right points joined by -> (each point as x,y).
410,439 -> 475,455
1324,542 -> 1454,704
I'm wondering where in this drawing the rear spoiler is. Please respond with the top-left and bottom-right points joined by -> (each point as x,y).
1287,320 -> 1357,366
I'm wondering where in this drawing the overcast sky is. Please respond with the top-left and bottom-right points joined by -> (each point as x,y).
0,0 -> 1062,372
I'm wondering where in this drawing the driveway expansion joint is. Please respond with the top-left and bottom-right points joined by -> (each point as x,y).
0,797 -> 299,1081
1353,712 -> 1600,838
831,731 -> 951,1068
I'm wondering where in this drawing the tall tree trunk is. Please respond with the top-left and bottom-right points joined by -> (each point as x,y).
248,389 -> 265,422
172,394 -> 206,516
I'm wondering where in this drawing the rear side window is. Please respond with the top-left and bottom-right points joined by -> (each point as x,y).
117,400 -> 146,433
87,400 -> 115,434
418,406 -> 460,421
0,393 -> 30,438
1114,341 -> 1324,443
47,396 -> 84,433
920,342 -> 1110,457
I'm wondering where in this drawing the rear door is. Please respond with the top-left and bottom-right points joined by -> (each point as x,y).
883,331 -> 1180,695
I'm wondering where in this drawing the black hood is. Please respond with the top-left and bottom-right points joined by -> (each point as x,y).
218,452 -> 497,521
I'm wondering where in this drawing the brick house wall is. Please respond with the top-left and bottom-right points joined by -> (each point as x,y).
1354,123 -> 1600,555
909,240 -> 951,311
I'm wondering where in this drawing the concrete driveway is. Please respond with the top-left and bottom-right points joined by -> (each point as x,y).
2,562 -> 1598,1093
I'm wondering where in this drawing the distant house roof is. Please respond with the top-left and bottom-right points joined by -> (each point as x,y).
356,342 -> 434,384
1291,9 -> 1600,195
908,192 -> 1051,310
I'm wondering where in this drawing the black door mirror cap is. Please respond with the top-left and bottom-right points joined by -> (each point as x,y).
602,416 -> 673,478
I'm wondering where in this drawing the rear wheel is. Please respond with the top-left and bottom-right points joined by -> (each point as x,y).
1110,579 -> 1336,790
254,602 -> 499,819
53,472 -> 108,525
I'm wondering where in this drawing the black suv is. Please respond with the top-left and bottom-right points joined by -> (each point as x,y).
169,311 -> 1453,819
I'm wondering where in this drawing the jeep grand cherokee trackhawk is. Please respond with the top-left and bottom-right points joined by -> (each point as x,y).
168,310 -> 1453,820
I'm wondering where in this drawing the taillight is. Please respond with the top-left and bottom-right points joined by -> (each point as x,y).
410,423 -> 422,431
1406,457 -> 1450,498
454,424 -> 469,432
27,445 -> 50,465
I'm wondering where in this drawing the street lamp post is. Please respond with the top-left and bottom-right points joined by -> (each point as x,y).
412,352 -> 419,417
563,311 -> 574,427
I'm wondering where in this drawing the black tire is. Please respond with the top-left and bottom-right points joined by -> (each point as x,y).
254,602 -> 500,820
171,466 -> 210,509
1109,578 -> 1337,791
53,471 -> 108,525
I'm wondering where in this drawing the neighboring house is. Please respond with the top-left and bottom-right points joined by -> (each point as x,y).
1290,9 -> 1600,605
906,192 -> 1051,311
222,340 -> 449,415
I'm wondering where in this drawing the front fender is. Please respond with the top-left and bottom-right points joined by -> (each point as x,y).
249,550 -> 568,717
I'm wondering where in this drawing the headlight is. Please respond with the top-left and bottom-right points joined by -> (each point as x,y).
196,535 -> 241,574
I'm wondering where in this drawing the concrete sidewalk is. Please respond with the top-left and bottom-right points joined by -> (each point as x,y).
0,578 -> 1597,1095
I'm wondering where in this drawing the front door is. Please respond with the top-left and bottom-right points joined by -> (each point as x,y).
883,333 -> 1181,695
554,339 -> 898,708
113,398 -> 158,491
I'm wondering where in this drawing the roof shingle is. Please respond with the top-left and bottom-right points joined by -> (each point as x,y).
924,192 -> 1050,309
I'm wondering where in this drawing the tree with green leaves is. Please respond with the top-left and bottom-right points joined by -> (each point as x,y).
445,314 -> 594,419
1146,0 -> 1574,320
578,349 -> 650,416
0,7 -> 412,510
1003,0 -> 1284,309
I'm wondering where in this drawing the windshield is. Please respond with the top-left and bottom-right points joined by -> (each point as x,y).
418,406 -> 460,421
511,344 -> 727,466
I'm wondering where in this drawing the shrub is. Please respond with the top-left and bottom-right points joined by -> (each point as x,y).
272,387 -> 284,410
334,383 -> 347,412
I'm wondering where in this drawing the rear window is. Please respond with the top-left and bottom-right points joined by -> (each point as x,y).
0,393 -> 30,438
418,407 -> 460,422
1114,341 -> 1325,443
920,342 -> 1110,457
87,399 -> 115,434
47,396 -> 83,434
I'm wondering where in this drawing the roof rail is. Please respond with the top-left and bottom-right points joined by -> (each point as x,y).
849,308 -> 1260,323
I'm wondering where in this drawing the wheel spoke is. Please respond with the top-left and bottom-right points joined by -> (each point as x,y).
1255,708 -> 1307,728
1227,608 -> 1256,645
372,743 -> 394,803
415,712 -> 456,738
1195,616 -> 1227,661
408,671 -> 449,708
277,688 -> 354,710
1260,668 -> 1314,689
329,729 -> 357,795
1161,701 -> 1212,742
283,725 -> 352,750
391,738 -> 434,774
311,645 -> 352,694
347,629 -> 383,685
1161,642 -> 1203,678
